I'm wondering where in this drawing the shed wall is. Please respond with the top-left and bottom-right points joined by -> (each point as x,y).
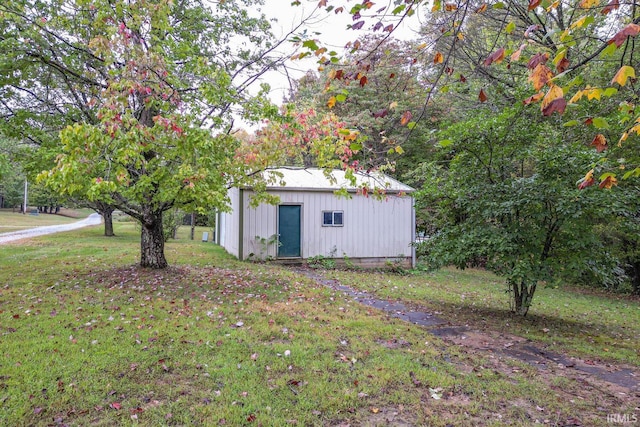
242,190 -> 414,262
219,187 -> 240,258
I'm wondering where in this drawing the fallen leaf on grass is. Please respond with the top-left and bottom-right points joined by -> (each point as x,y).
110,402 -> 121,410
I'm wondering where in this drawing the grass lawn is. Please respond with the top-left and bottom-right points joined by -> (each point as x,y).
327,268 -> 640,367
0,223 -> 638,426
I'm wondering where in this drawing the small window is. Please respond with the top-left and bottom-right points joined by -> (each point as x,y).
322,210 -> 344,227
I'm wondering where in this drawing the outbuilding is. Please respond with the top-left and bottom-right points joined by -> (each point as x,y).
216,167 -> 416,268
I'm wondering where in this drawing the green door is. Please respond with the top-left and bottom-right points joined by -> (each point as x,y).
278,205 -> 301,258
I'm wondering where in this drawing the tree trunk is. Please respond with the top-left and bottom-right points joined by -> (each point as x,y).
94,202 -> 116,237
103,209 -> 115,237
510,280 -> 536,317
630,261 -> 640,295
140,212 -> 168,269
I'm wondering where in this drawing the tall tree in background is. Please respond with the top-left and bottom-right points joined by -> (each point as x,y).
2,0 -> 283,268
289,36 -> 437,177
414,105 -> 610,315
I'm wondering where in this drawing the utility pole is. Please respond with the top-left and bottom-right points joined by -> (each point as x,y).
23,178 -> 28,215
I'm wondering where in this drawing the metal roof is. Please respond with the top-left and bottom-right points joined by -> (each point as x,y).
260,167 -> 414,193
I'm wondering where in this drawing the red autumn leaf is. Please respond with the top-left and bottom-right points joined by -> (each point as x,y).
528,0 -> 542,10
400,110 -> 413,126
475,3 -> 488,12
359,76 -> 368,87
484,48 -> 505,66
434,51 -> 444,64
352,21 -> 365,30
460,74 -> 467,82
590,134 -> 608,152
584,117 -> 594,126
372,109 -> 388,118
247,413 -> 257,422
578,177 -> 595,190
527,52 -> 549,70
389,73 -> 395,79
334,70 -> 344,80
110,402 -> 122,410
478,89 -> 488,102
318,0 -> 327,6
599,175 -> 618,189
541,97 -> 567,116
601,0 -> 619,15
556,57 -> 570,73
610,23 -> 640,48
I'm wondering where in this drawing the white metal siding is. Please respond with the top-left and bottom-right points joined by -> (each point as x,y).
240,190 -> 414,261
220,187 -> 240,258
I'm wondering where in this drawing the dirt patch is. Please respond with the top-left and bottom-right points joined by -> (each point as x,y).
428,324 -> 639,394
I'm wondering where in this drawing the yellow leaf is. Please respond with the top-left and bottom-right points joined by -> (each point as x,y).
457,32 -> 464,40
586,88 -> 602,100
434,52 -> 444,64
552,49 -> 566,66
546,0 -> 559,11
570,16 -> 589,30
541,84 -> 564,109
327,96 -> 336,109
389,101 -> 398,109
569,89 -> 585,103
584,169 -> 594,181
611,66 -> 636,86
579,0 -> 599,8
528,64 -> 554,91
395,145 -> 404,154
417,42 -> 427,50
619,131 -> 628,146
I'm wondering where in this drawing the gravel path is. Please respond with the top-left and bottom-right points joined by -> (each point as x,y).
0,213 -> 102,244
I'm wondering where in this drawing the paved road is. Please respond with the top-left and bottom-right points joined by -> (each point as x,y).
0,213 -> 103,244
